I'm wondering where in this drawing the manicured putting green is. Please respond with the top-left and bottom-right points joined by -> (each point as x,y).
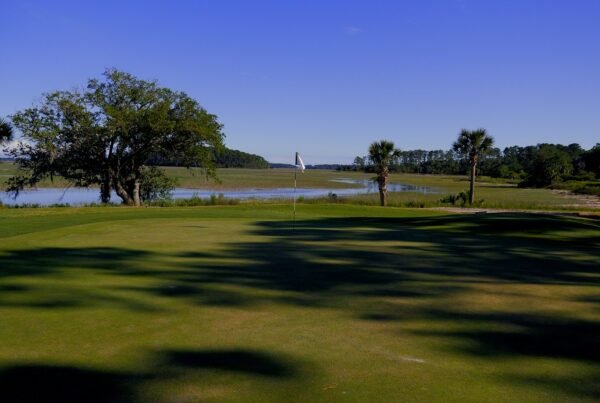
0,204 -> 599,401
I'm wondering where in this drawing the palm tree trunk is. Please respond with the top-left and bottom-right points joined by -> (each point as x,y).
379,188 -> 386,207
469,162 -> 476,205
378,173 -> 387,207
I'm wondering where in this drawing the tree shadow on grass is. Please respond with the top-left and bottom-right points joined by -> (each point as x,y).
162,349 -> 296,377
0,349 -> 299,403
411,309 -> 600,363
503,372 -> 600,401
0,247 -> 153,278
0,365 -> 137,403
1,212 -> 600,399
0,247 -> 168,311
1,213 -> 599,310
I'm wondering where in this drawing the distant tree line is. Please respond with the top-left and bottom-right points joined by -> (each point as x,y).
367,130 -> 495,206
148,147 -> 269,169
346,142 -> 600,188
269,163 -> 342,170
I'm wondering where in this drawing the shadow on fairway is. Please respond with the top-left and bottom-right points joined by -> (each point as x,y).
162,349 -> 296,377
0,365 -> 135,403
1,213 -> 600,398
0,247 -> 152,278
412,309 -> 600,362
0,349 -> 298,403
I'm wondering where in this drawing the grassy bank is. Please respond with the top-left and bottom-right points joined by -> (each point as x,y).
1,204 -> 599,401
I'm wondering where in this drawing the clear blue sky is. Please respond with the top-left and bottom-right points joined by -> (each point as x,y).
1,0 -> 599,163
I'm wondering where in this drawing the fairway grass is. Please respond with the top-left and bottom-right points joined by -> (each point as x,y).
1,205 -> 600,401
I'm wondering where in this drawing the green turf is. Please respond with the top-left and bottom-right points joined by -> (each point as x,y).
1,204 -> 599,401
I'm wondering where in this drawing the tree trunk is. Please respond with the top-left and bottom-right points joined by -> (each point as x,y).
100,176 -> 111,203
114,180 -> 134,205
469,161 -> 476,205
132,178 -> 141,207
379,187 -> 387,207
377,172 -> 388,207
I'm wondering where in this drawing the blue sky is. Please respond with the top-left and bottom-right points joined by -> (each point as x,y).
1,0 -> 599,163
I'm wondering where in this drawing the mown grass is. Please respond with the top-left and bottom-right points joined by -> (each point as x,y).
1,204 -> 599,401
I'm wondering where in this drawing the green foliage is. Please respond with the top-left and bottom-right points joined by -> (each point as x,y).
212,148 -> 269,169
8,69 -> 224,206
148,193 -> 239,207
368,140 -> 401,206
521,144 -> 573,187
349,142 -> 600,192
582,144 -> 600,178
572,183 -> 600,196
140,166 -> 178,202
452,129 -> 495,162
439,190 -> 484,207
0,117 -> 13,142
148,147 -> 269,169
439,192 -> 468,206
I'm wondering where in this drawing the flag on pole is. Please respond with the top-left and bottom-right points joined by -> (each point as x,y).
295,152 -> 305,172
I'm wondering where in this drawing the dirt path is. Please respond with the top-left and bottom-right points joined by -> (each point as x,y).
424,189 -> 600,217
426,206 -> 599,218
551,189 -> 600,209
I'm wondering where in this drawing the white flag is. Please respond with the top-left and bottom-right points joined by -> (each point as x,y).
295,152 -> 305,172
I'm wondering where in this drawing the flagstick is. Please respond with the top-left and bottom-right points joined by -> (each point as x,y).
293,166 -> 297,230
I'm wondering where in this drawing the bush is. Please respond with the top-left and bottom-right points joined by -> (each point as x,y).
148,193 -> 239,207
140,166 -> 179,202
572,183 -> 600,196
439,190 -> 484,207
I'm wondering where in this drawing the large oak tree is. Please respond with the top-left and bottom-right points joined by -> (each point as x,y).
8,69 -> 224,206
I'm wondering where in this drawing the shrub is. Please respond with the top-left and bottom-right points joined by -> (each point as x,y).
439,190 -> 483,207
140,166 -> 179,202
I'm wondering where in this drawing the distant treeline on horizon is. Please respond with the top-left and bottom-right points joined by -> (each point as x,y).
269,163 -> 342,170
345,142 -> 600,189
147,147 -> 269,169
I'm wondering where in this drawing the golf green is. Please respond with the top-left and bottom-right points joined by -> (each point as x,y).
0,205 -> 599,401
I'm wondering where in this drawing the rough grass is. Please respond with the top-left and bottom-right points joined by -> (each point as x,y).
0,162 -> 367,189
1,204 -> 599,402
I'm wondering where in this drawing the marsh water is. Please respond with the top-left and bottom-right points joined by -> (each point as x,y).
0,179 -> 436,206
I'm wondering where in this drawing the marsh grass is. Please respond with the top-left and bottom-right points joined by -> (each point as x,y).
2,162 -> 598,211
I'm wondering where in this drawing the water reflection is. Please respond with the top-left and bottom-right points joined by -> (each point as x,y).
0,178 -> 437,206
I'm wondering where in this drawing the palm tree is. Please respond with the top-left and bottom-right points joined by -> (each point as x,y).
452,129 -> 494,205
369,140 -> 400,206
0,118 -> 13,143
